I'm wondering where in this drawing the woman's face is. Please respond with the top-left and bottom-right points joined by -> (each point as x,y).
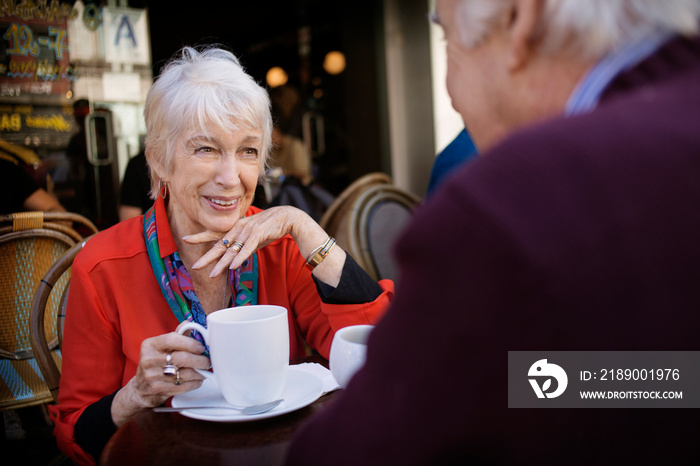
165,123 -> 262,237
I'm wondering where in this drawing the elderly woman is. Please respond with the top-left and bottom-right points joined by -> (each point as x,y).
50,46 -> 394,466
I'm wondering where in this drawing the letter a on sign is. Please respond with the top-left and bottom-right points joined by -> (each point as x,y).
115,15 -> 137,47
103,8 -> 150,65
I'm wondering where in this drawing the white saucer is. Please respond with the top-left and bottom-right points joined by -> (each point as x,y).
171,366 -> 324,422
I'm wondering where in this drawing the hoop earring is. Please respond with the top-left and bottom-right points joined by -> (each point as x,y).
158,179 -> 168,199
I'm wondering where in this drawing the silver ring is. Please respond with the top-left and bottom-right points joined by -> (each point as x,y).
163,353 -> 178,376
231,240 -> 244,253
174,370 -> 183,385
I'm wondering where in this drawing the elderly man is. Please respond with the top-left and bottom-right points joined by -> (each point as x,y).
285,0 -> 700,464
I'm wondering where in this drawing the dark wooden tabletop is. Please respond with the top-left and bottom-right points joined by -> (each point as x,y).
100,355 -> 337,466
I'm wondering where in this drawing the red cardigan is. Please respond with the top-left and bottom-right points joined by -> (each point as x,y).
51,197 -> 393,465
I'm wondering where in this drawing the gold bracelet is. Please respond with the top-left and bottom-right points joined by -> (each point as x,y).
305,244 -> 325,263
305,237 -> 336,271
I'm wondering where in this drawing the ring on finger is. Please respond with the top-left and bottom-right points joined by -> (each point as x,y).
222,238 -> 232,248
163,353 -> 178,376
231,240 -> 244,253
174,370 -> 184,385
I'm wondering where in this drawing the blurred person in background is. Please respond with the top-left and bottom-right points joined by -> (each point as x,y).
260,87 -> 334,222
286,0 -> 700,464
270,123 -> 313,186
269,84 -> 312,185
426,127 -> 478,197
64,99 -> 92,217
1,141 -> 66,215
119,149 -> 152,221
270,84 -> 305,140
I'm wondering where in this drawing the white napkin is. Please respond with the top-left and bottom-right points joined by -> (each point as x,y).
292,362 -> 340,394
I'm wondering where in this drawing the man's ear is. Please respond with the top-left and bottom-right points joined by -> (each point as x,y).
508,0 -> 544,71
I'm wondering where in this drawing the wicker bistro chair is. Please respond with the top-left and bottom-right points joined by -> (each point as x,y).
0,212 -> 97,411
30,237 -> 92,403
319,172 -> 392,273
347,184 -> 421,281
319,172 -> 391,232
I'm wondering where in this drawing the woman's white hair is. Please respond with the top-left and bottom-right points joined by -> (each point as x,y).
455,0 -> 700,58
144,45 -> 272,199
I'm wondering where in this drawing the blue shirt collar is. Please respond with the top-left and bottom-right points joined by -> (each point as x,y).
565,30 -> 673,116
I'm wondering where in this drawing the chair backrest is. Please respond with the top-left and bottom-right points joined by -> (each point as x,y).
0,229 -> 76,410
0,211 -> 96,410
319,172 -> 392,272
347,184 -> 421,281
319,172 -> 391,231
30,237 -> 92,403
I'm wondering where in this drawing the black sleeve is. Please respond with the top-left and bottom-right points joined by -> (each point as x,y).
73,390 -> 119,461
313,254 -> 383,304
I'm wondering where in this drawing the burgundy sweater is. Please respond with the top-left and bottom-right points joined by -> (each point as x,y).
285,35 -> 700,465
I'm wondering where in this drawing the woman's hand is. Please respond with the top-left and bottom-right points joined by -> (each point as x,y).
186,206 -> 300,275
110,332 -> 209,427
183,205 -> 346,288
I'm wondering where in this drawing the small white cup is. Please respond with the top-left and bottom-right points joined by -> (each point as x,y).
176,305 -> 289,407
330,325 -> 374,388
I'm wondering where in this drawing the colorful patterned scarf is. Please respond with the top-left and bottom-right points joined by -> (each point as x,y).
143,204 -> 258,350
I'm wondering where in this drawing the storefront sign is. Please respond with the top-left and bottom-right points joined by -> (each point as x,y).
0,102 -> 74,148
0,0 -> 77,98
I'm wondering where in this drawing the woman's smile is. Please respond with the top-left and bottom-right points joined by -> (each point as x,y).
205,196 -> 239,209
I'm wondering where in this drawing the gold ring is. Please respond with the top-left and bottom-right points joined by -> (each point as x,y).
174,370 -> 183,385
231,240 -> 244,252
222,238 -> 232,248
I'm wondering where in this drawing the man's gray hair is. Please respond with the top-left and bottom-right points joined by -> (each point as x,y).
143,46 -> 272,199
455,0 -> 700,58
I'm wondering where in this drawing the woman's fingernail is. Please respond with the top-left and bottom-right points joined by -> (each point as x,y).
192,261 -> 202,269
182,235 -> 190,240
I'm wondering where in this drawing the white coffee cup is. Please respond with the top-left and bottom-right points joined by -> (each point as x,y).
176,305 -> 289,407
329,324 -> 374,389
